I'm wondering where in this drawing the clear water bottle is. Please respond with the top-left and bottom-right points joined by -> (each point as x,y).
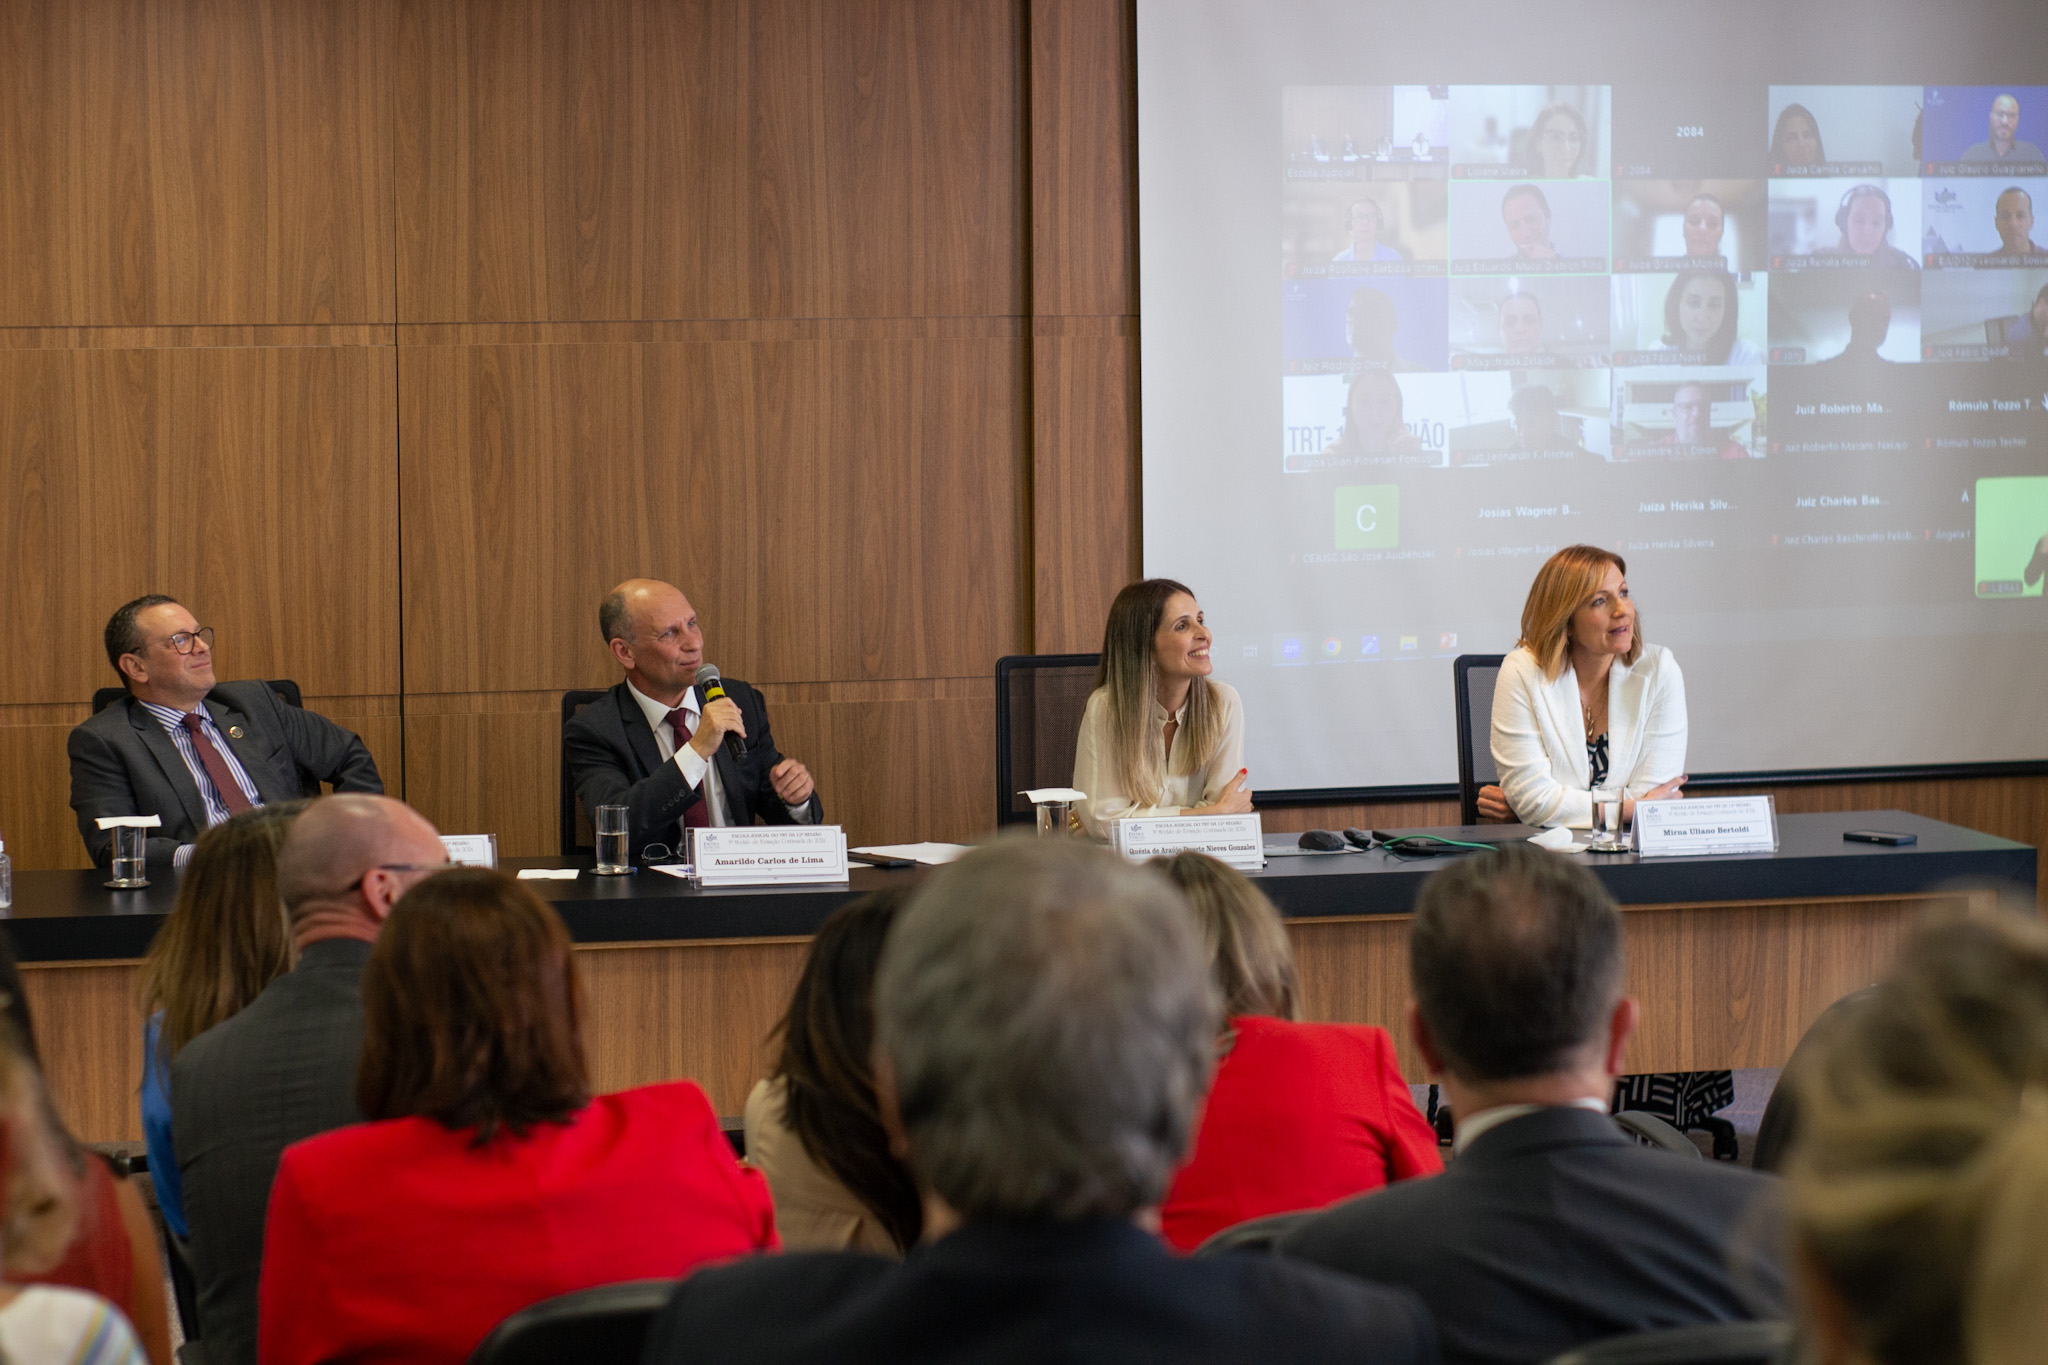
0,836 -> 11,913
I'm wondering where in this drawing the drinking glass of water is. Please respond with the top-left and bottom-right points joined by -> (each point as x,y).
107,825 -> 150,889
1588,787 -> 1626,853
594,805 -> 632,875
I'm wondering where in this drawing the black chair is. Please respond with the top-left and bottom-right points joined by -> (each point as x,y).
1753,986 -> 1878,1174
1540,1321 -> 1795,1365
1453,654 -> 1504,824
993,653 -> 1100,827
465,1279 -> 676,1365
1613,1110 -> 1703,1159
1190,1208 -> 1321,1258
559,689 -> 609,857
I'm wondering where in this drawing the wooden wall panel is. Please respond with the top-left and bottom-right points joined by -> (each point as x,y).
0,344 -> 400,706
0,0 -> 394,326
1028,0 -> 1136,319
398,336 -> 1028,696
1032,328 -> 1139,653
399,0 -> 1023,323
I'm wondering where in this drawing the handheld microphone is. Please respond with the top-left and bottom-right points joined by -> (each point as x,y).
694,664 -> 748,763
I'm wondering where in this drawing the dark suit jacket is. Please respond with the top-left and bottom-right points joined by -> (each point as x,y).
171,939 -> 373,1365
68,680 -> 381,871
1279,1107 -> 1786,1365
563,678 -> 822,860
640,1217 -> 1437,1365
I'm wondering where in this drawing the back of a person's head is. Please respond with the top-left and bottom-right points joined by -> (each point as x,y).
142,802 -> 305,1056
1151,851 -> 1298,1020
275,793 -> 429,924
0,1022 -> 77,1277
876,838 -> 1217,1222
356,868 -> 589,1142
1789,914 -> 2048,1365
774,889 -> 922,1251
1410,844 -> 1622,1080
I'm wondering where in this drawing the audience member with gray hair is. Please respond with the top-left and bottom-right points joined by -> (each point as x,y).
1280,843 -> 1784,1365
171,795 -> 448,1365
642,837 -> 1437,1365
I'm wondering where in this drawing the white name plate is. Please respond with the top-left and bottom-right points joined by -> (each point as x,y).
440,834 -> 498,868
1110,814 -> 1265,871
1635,796 -> 1778,858
693,826 -> 849,887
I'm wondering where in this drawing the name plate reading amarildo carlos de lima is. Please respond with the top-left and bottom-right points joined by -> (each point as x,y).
1110,814 -> 1265,871
693,826 -> 850,887
1633,796 -> 1778,859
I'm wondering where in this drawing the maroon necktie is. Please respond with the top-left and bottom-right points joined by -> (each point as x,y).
667,709 -> 713,828
181,713 -> 256,815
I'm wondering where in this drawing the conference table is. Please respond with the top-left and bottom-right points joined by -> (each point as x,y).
5,810 -> 2034,1144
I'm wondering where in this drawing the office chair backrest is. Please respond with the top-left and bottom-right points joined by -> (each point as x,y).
1190,1208 -> 1320,1258
993,654 -> 1100,826
1453,654 -> 1505,824
93,680 -> 304,714
559,690 -> 609,856
465,1279 -> 676,1365
1540,1321 -> 1795,1365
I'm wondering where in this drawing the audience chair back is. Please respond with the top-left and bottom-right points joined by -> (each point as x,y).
464,1279 -> 676,1365
1540,1321 -> 1794,1365
1191,1208 -> 1322,1258
1453,654 -> 1504,824
1751,985 -> 1879,1174
1612,1111 -> 1704,1159
993,653 -> 1101,826
559,690 -> 609,856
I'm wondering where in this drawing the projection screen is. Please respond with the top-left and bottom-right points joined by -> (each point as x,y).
1138,0 -> 2048,798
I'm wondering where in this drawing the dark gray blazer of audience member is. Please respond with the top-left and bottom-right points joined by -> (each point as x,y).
68,681 -> 381,872
641,1216 -> 1436,1365
171,938 -> 373,1365
1280,1106 -> 1785,1365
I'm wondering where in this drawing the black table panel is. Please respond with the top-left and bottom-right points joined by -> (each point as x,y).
1,811 -> 2031,963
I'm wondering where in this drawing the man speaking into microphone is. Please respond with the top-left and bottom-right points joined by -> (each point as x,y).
564,578 -> 820,861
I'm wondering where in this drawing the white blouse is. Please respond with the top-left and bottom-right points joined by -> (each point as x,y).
1490,644 -> 1688,829
1071,682 -> 1246,839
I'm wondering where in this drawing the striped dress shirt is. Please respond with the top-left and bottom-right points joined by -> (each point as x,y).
138,699 -> 265,831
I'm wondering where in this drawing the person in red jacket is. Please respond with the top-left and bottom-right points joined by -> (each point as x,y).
1152,853 -> 1442,1251
256,869 -> 777,1365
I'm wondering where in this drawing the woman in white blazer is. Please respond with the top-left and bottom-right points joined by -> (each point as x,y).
1477,545 -> 1688,828
1072,579 -> 1251,839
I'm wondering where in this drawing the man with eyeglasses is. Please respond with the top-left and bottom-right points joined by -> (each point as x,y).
67,594 -> 382,872
564,578 -> 822,864
171,793 -> 448,1365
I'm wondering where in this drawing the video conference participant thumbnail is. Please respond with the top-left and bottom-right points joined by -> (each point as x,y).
1450,181 -> 1610,273
1610,367 -> 1765,461
1767,86 -> 1922,176
1768,179 -> 1922,270
1448,276 -> 1609,370
1281,181 -> 1448,277
1610,270 -> 1767,367
1612,180 -> 1766,273
1283,278 -> 1451,374
1921,270 -> 2048,361
1921,180 -> 2048,265
1974,476 -> 2048,599
1281,371 -> 1460,471
1768,268 -> 1922,366
1920,87 -> 2048,174
1448,85 -> 1609,180
1610,83 -> 1767,179
1284,83 -> 1449,173
1447,368 -> 1612,465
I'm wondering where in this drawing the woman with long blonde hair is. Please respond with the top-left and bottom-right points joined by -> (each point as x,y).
1071,579 -> 1250,839
1477,545 -> 1687,828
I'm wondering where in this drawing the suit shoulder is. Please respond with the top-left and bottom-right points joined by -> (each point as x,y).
645,1251 -> 892,1357
69,699 -> 137,746
1206,1255 -> 1436,1357
562,685 -> 629,738
1280,1172 -> 1454,1264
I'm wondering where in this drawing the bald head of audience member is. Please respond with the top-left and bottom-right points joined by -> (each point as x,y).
875,838 -> 1218,1234
1407,843 -> 1638,1123
275,795 -> 446,949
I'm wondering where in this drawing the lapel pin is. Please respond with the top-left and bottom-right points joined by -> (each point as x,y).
228,726 -> 245,739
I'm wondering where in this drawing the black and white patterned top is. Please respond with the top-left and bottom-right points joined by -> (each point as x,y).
1587,732 -> 1609,788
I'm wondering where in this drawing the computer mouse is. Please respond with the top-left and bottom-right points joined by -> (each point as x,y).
1298,829 -> 1347,852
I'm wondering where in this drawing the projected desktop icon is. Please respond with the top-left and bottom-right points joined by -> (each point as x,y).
1322,637 -> 1343,658
1359,635 -> 1380,657
1399,635 -> 1419,653
1439,632 -> 1458,650
1281,637 -> 1304,661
